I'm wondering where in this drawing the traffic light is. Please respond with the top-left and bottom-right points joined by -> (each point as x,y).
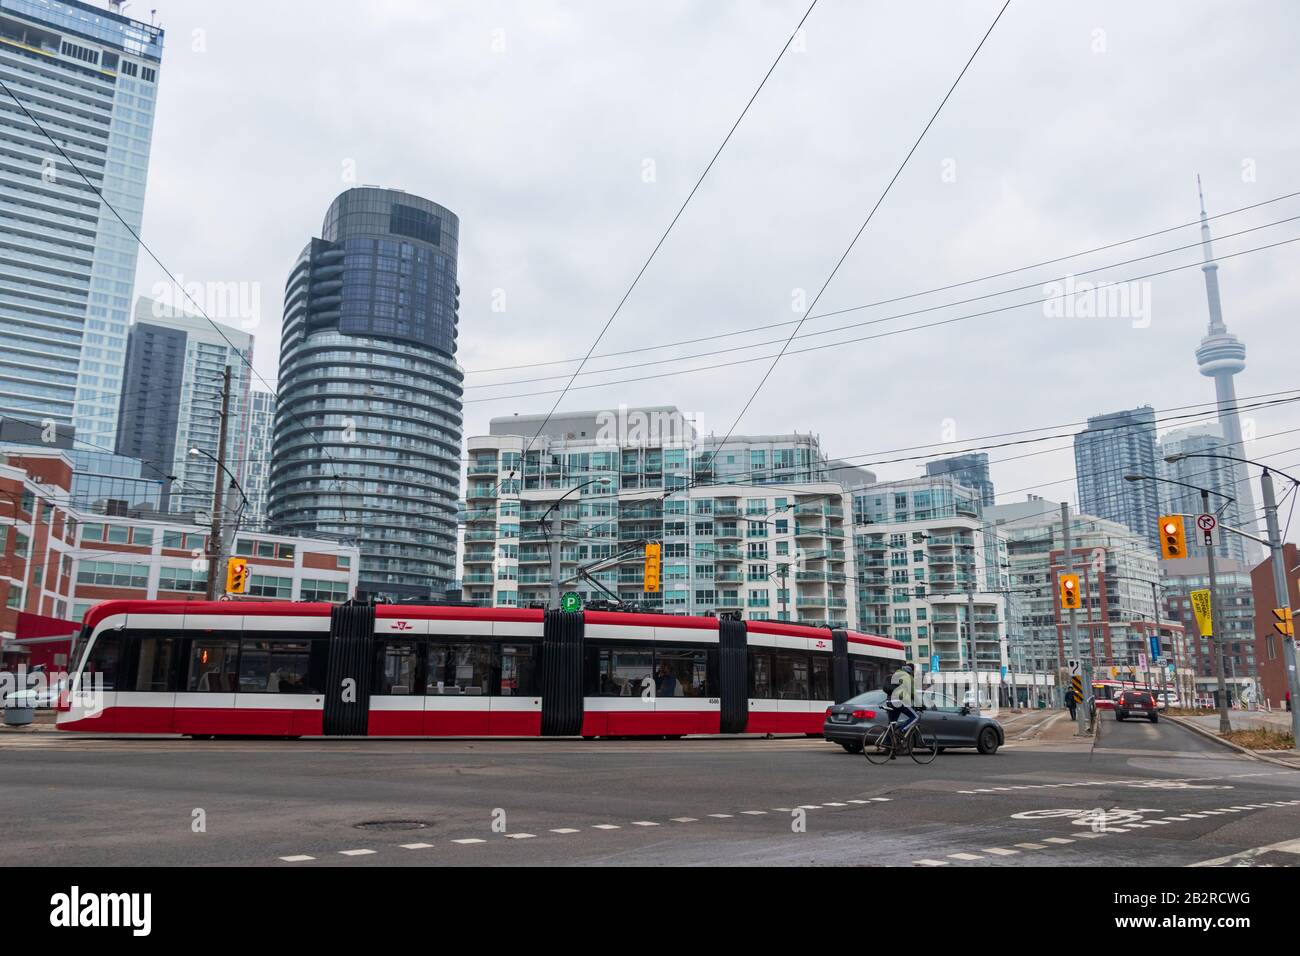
1158,515 -> 1186,559
225,557 -> 248,594
1275,608 -> 1295,638
643,542 -> 661,593
1059,573 -> 1081,610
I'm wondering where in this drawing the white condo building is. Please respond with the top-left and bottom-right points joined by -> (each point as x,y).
462,409 -> 855,627
0,0 -> 164,450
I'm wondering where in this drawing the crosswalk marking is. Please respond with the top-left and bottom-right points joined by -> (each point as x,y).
915,859 -> 949,866
279,854 -> 314,862
948,852 -> 983,861
550,828 -> 580,834
982,847 -> 1019,856
400,842 -> 433,849
339,849 -> 376,856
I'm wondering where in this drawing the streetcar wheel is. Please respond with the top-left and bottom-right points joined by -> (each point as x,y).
976,726 -> 1000,755
909,731 -> 939,764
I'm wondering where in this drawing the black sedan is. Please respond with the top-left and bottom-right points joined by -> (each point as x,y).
822,690 -> 1005,755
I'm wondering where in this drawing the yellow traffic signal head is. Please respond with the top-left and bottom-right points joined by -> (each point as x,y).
1158,515 -> 1186,559
225,557 -> 248,595
1059,572 -> 1081,610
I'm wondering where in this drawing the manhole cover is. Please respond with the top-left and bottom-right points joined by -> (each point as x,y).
354,820 -> 431,832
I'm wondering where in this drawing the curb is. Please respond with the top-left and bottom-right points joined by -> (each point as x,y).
1165,715 -> 1300,769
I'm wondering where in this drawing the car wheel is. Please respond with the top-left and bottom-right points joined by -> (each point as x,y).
1149,714 -> 1158,723
936,747 -> 946,753
1116,712 -> 1125,721
976,726 -> 999,755
840,740 -> 864,754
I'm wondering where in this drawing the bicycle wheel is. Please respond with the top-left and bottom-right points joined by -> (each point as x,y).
862,726 -> 894,765
909,728 -> 939,764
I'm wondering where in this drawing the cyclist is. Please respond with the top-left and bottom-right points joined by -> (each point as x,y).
886,661 -> 920,750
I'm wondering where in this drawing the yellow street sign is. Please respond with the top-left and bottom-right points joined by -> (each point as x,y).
1191,589 -> 1213,637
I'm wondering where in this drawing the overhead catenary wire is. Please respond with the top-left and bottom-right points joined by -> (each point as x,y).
461,188 -> 1300,375
462,234 -> 1300,404
507,1 -> 821,477
465,213 -> 1300,390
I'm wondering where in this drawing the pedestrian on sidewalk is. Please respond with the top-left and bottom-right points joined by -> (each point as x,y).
1065,691 -> 1077,721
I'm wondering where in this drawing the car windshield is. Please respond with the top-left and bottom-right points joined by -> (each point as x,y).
843,690 -> 887,706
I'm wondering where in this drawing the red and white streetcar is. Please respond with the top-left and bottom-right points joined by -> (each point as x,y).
57,600 -> 904,738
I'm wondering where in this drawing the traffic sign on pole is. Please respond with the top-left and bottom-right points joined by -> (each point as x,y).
1191,589 -> 1213,636
1196,513 -> 1217,545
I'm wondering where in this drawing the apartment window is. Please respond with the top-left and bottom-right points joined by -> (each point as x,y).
134,528 -> 154,545
164,531 -> 184,549
300,578 -> 349,602
82,524 -> 105,543
77,561 -> 148,589
248,575 -> 291,599
106,525 -> 129,544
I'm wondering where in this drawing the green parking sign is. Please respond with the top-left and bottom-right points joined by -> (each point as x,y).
560,591 -> 582,613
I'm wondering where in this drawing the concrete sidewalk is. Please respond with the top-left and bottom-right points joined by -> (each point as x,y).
1172,711 -> 1300,768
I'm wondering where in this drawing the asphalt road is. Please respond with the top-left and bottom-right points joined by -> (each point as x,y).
3,714 -> 1298,866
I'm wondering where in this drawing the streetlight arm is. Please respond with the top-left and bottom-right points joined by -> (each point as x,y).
1165,452 -> 1300,487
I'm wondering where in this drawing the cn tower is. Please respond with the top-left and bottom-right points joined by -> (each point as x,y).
1192,178 -> 1260,552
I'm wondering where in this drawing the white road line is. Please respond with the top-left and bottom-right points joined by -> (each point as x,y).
592,824 -> 621,830
870,797 -> 892,802
1042,837 -> 1075,844
948,852 -> 984,861
1147,820 -> 1173,825
741,811 -> 767,815
1015,843 -> 1047,850
798,805 -> 821,810
823,802 -> 847,807
339,849 -> 376,856
452,838 -> 486,844
631,821 -> 660,827
670,817 -> 698,823
846,799 -> 871,804
505,833 -> 536,839
550,828 -> 580,834
915,859 -> 950,866
982,847 -> 1019,856
400,842 -> 433,849
1074,832 -> 1107,839
279,855 -> 314,862
708,813 -> 734,818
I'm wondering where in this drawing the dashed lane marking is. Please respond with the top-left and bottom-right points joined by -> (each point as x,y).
592,824 -> 621,830
982,847 -> 1019,856
400,842 -> 433,849
915,859 -> 950,866
708,813 -> 734,819
631,821 -> 660,827
279,855 -> 314,862
948,852 -> 983,861
741,811 -> 767,815
1042,837 -> 1075,844
339,849 -> 376,857
550,828 -> 580,834
670,817 -> 698,823
1015,843 -> 1048,850
452,838 -> 486,844
505,833 -> 536,839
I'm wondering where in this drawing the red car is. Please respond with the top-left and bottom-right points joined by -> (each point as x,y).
1114,689 -> 1158,723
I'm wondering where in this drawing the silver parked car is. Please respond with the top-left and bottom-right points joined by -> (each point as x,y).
823,689 -> 1005,755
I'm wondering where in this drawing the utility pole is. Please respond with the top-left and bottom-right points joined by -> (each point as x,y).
1150,580 -> 1168,707
1259,468 -> 1300,744
1061,502 -> 1087,734
548,508 -> 563,609
1202,488 -> 1232,733
205,364 -> 232,601
966,585 -> 979,708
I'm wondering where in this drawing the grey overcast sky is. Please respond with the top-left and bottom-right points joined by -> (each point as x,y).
130,0 -> 1300,531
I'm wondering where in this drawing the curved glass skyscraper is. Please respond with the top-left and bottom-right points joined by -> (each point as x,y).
268,188 -> 462,600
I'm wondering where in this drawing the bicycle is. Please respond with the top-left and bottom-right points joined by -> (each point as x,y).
862,711 -> 938,765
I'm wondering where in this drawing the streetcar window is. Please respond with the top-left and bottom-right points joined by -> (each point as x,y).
500,643 -> 537,696
427,642 -> 490,695
133,637 -> 174,692
654,647 -> 708,698
773,652 -> 810,700
378,641 -> 418,695
238,640 -> 313,693
851,660 -> 881,697
748,649 -> 772,699
585,645 -> 653,697
83,634 -> 120,691
811,655 -> 831,701
188,640 -> 238,692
